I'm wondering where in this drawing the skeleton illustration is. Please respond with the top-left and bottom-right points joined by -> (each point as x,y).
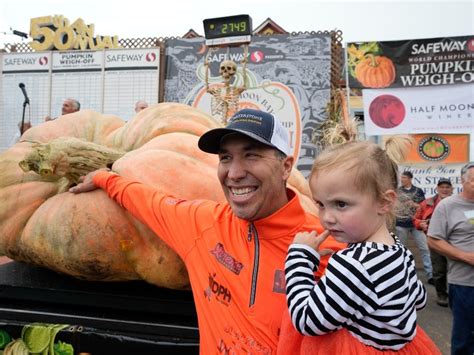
205,46 -> 248,125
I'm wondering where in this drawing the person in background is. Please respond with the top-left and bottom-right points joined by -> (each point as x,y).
396,171 -> 433,283
134,100 -> 149,113
428,162 -> 474,355
69,108 -> 344,354
413,178 -> 453,307
283,140 -> 439,354
44,98 -> 80,121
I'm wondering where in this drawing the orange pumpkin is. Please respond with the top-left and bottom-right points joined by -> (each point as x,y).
355,55 -> 396,88
0,103 -> 315,289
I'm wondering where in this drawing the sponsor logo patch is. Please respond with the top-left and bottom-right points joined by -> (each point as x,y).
210,243 -> 244,275
204,273 -> 232,305
272,269 -> 286,294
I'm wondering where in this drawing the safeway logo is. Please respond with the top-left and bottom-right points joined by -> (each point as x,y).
145,52 -> 156,62
39,56 -> 48,66
250,51 -> 264,63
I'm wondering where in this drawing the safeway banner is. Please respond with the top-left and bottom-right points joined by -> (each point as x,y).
363,84 -> 474,135
347,36 -> 474,89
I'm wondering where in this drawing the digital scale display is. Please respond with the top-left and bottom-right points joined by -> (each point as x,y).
203,15 -> 252,46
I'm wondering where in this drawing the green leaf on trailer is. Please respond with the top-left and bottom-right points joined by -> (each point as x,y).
0,330 -> 11,350
53,341 -> 74,355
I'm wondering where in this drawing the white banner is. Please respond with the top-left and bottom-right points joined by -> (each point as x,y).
105,49 -> 160,69
3,52 -> 51,72
52,51 -> 103,70
363,84 -> 474,135
399,163 -> 464,197
1,49 -> 161,152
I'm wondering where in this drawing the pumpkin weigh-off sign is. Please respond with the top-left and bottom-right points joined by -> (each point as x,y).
347,36 -> 474,89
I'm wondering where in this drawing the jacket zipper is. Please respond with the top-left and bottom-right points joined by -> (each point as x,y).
247,223 -> 260,307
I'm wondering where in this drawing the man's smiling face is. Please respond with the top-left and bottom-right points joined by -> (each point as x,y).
217,134 -> 293,221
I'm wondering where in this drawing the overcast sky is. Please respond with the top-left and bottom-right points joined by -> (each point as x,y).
0,0 -> 472,48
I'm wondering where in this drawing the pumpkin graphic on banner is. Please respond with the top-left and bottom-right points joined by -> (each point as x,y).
347,42 -> 396,89
418,136 -> 450,161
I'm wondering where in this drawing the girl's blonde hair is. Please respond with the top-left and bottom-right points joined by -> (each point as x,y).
310,137 -> 413,222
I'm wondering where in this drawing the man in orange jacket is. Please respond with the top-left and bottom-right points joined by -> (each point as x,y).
70,108 -> 344,354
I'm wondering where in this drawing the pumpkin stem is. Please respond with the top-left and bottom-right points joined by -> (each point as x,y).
19,137 -> 125,188
365,53 -> 378,67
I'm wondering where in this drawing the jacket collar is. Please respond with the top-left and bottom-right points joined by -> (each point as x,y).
427,195 -> 435,206
426,194 -> 441,206
237,189 -> 308,240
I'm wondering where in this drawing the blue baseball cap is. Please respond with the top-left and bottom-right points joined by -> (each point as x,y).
198,109 -> 290,156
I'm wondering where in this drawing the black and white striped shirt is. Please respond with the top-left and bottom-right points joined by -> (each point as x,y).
285,237 -> 427,350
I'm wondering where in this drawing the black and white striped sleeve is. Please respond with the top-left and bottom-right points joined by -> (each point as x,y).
285,244 -> 378,336
414,279 -> 427,310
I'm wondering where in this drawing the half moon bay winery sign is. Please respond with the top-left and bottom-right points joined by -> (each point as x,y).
29,15 -> 120,51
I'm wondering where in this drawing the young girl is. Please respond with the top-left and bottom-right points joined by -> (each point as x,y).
283,140 -> 440,354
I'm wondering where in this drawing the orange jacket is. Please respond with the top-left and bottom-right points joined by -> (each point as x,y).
94,171 -> 344,354
413,195 -> 441,232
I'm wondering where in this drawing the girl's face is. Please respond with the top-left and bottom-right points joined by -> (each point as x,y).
309,167 -> 392,244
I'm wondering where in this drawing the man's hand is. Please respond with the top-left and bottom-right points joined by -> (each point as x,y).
461,251 -> 474,266
69,169 -> 108,194
419,220 -> 429,232
293,230 -> 332,256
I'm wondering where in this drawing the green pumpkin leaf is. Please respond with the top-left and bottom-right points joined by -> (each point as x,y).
359,42 -> 381,55
348,64 -> 357,79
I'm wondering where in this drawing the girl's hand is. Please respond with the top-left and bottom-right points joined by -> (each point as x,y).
293,230 -> 331,255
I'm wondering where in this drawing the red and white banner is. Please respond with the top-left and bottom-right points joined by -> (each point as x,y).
363,84 -> 474,135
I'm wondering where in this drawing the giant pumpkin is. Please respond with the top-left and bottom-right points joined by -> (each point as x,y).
0,103 -> 316,290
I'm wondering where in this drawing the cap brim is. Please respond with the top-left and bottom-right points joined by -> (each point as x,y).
198,128 -> 280,154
